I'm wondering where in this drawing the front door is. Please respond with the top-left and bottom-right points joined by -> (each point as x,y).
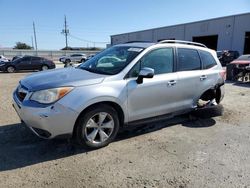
16,56 -> 31,70
126,48 -> 179,122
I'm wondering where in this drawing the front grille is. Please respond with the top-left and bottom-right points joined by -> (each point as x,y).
16,84 -> 28,102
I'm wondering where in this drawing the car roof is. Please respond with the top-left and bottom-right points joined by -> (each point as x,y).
115,42 -> 155,48
115,41 -> 211,51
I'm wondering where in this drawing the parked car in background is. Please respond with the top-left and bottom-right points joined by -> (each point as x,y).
86,54 -> 96,61
12,40 -> 225,149
59,53 -> 87,67
218,50 -> 239,66
226,54 -> 250,81
0,56 -> 55,73
0,55 -> 10,62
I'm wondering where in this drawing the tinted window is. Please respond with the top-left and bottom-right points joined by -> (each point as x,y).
128,48 -> 174,77
22,57 -> 31,61
199,50 -> 217,69
32,57 -> 41,61
71,54 -> 81,57
177,48 -> 201,71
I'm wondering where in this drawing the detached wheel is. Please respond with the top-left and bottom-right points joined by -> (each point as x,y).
75,105 -> 120,149
6,66 -> 15,73
41,65 -> 49,71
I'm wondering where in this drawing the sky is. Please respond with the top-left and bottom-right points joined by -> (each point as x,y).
0,0 -> 249,50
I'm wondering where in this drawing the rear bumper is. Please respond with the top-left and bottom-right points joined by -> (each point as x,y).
12,92 -> 79,139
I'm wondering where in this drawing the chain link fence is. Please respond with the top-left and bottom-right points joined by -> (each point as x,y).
0,49 -> 100,61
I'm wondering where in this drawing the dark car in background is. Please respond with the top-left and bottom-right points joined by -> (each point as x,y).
0,56 -> 55,73
217,50 -> 240,66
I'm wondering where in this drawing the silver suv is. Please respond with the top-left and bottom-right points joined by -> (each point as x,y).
13,40 -> 225,149
59,53 -> 87,66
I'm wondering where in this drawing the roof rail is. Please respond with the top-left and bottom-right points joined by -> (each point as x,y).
158,40 -> 207,48
125,41 -> 153,43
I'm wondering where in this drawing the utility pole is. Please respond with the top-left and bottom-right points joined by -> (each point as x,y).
33,21 -> 38,52
31,36 -> 34,49
61,15 -> 69,49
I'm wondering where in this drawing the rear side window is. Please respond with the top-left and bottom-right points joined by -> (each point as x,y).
199,50 -> 217,69
177,48 -> 201,71
32,57 -> 41,61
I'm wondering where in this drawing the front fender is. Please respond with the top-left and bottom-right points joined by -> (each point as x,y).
58,81 -> 128,122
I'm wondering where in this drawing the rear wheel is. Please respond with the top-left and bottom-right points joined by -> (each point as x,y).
75,105 -> 120,149
6,66 -> 15,73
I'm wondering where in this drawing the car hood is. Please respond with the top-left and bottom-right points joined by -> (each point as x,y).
21,67 -> 107,91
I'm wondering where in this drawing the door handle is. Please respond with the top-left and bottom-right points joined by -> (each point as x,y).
200,75 -> 207,81
167,80 -> 177,86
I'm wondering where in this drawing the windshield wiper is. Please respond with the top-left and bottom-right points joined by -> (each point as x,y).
78,66 -> 113,75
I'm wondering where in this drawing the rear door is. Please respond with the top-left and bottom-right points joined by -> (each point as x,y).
175,48 -> 204,108
198,50 -> 220,91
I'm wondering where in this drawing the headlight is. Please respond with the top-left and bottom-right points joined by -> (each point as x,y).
30,87 -> 74,104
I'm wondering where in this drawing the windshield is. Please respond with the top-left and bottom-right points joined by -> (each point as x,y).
237,55 -> 250,60
79,46 -> 144,75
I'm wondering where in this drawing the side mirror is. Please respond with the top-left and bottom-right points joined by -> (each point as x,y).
136,67 -> 154,84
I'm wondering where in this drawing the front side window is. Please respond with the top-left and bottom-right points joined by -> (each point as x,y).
79,46 -> 144,75
128,48 -> 174,77
199,50 -> 217,69
177,48 -> 201,71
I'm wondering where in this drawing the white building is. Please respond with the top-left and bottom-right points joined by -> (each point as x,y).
110,13 -> 250,54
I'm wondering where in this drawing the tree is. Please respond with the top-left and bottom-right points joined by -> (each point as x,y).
14,42 -> 32,49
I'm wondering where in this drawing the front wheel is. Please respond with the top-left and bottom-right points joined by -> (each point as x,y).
75,105 -> 120,149
6,66 -> 15,73
41,65 -> 49,71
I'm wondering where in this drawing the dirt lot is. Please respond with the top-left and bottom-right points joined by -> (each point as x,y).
0,72 -> 250,188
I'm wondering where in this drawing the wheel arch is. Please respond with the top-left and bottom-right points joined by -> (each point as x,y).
199,83 -> 224,104
6,65 -> 16,72
72,101 -> 125,137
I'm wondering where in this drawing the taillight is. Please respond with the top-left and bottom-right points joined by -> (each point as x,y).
220,69 -> 226,80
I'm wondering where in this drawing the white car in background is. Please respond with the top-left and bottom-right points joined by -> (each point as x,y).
59,53 -> 87,67
0,55 -> 10,62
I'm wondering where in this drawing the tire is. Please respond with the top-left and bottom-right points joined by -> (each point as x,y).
6,66 -> 15,73
65,59 -> 71,63
226,64 -> 236,81
64,62 -> 70,68
41,65 -> 49,71
80,58 -> 85,63
75,105 -> 120,149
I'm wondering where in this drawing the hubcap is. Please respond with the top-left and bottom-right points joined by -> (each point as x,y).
42,66 -> 48,70
7,67 -> 14,72
84,112 -> 114,144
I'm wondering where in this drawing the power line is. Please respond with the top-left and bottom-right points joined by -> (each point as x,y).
69,34 -> 108,44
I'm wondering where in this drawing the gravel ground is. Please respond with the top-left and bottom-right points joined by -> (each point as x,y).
0,72 -> 250,188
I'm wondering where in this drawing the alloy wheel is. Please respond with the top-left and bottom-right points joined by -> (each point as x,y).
84,112 -> 114,144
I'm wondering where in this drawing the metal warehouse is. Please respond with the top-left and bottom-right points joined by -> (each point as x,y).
111,13 -> 250,54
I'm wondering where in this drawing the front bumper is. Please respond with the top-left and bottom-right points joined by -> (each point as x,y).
0,65 -> 6,71
12,91 -> 79,139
